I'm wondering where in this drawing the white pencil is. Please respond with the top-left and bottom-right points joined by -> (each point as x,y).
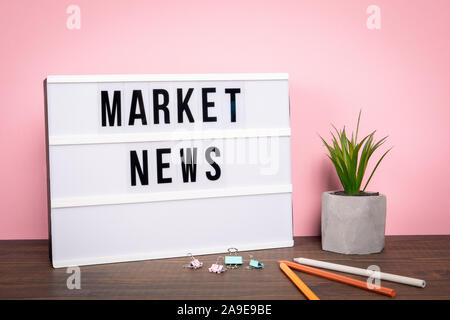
294,257 -> 426,288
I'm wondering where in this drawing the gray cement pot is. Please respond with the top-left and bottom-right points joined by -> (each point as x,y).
321,191 -> 386,254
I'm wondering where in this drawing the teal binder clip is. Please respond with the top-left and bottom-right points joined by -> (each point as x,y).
225,256 -> 243,264
225,248 -> 243,269
249,259 -> 264,269
246,254 -> 264,270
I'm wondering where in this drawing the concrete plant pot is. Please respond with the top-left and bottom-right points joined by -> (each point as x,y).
321,191 -> 386,254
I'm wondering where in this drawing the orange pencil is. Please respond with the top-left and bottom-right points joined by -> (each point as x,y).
278,260 -> 396,298
279,262 -> 320,300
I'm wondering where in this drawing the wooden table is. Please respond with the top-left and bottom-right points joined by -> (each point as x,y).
0,236 -> 449,299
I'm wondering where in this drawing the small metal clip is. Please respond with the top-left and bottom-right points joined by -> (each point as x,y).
209,256 -> 226,274
246,254 -> 264,270
225,247 -> 243,269
184,253 -> 203,269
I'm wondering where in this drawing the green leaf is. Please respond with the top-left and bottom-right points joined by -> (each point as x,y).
355,109 -> 362,143
356,133 -> 374,190
362,148 -> 392,191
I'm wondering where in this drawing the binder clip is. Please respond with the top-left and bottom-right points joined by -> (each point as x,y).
225,247 -> 243,269
209,256 -> 226,274
246,254 -> 264,270
184,253 -> 203,270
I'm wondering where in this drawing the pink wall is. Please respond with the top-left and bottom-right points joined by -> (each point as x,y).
1,0 -> 449,239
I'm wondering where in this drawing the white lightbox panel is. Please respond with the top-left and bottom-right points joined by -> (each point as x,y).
45,73 -> 293,267
49,137 -> 291,200
46,79 -> 289,138
51,193 -> 293,267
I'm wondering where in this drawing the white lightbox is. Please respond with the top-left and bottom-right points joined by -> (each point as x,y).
45,73 -> 293,267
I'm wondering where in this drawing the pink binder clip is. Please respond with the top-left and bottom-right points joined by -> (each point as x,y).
209,256 -> 226,274
185,253 -> 203,270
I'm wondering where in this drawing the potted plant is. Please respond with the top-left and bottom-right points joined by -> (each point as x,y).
319,111 -> 391,254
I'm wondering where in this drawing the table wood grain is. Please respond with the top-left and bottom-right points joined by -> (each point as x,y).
0,236 -> 449,299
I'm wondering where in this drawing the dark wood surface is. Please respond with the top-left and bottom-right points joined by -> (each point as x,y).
0,236 -> 449,300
